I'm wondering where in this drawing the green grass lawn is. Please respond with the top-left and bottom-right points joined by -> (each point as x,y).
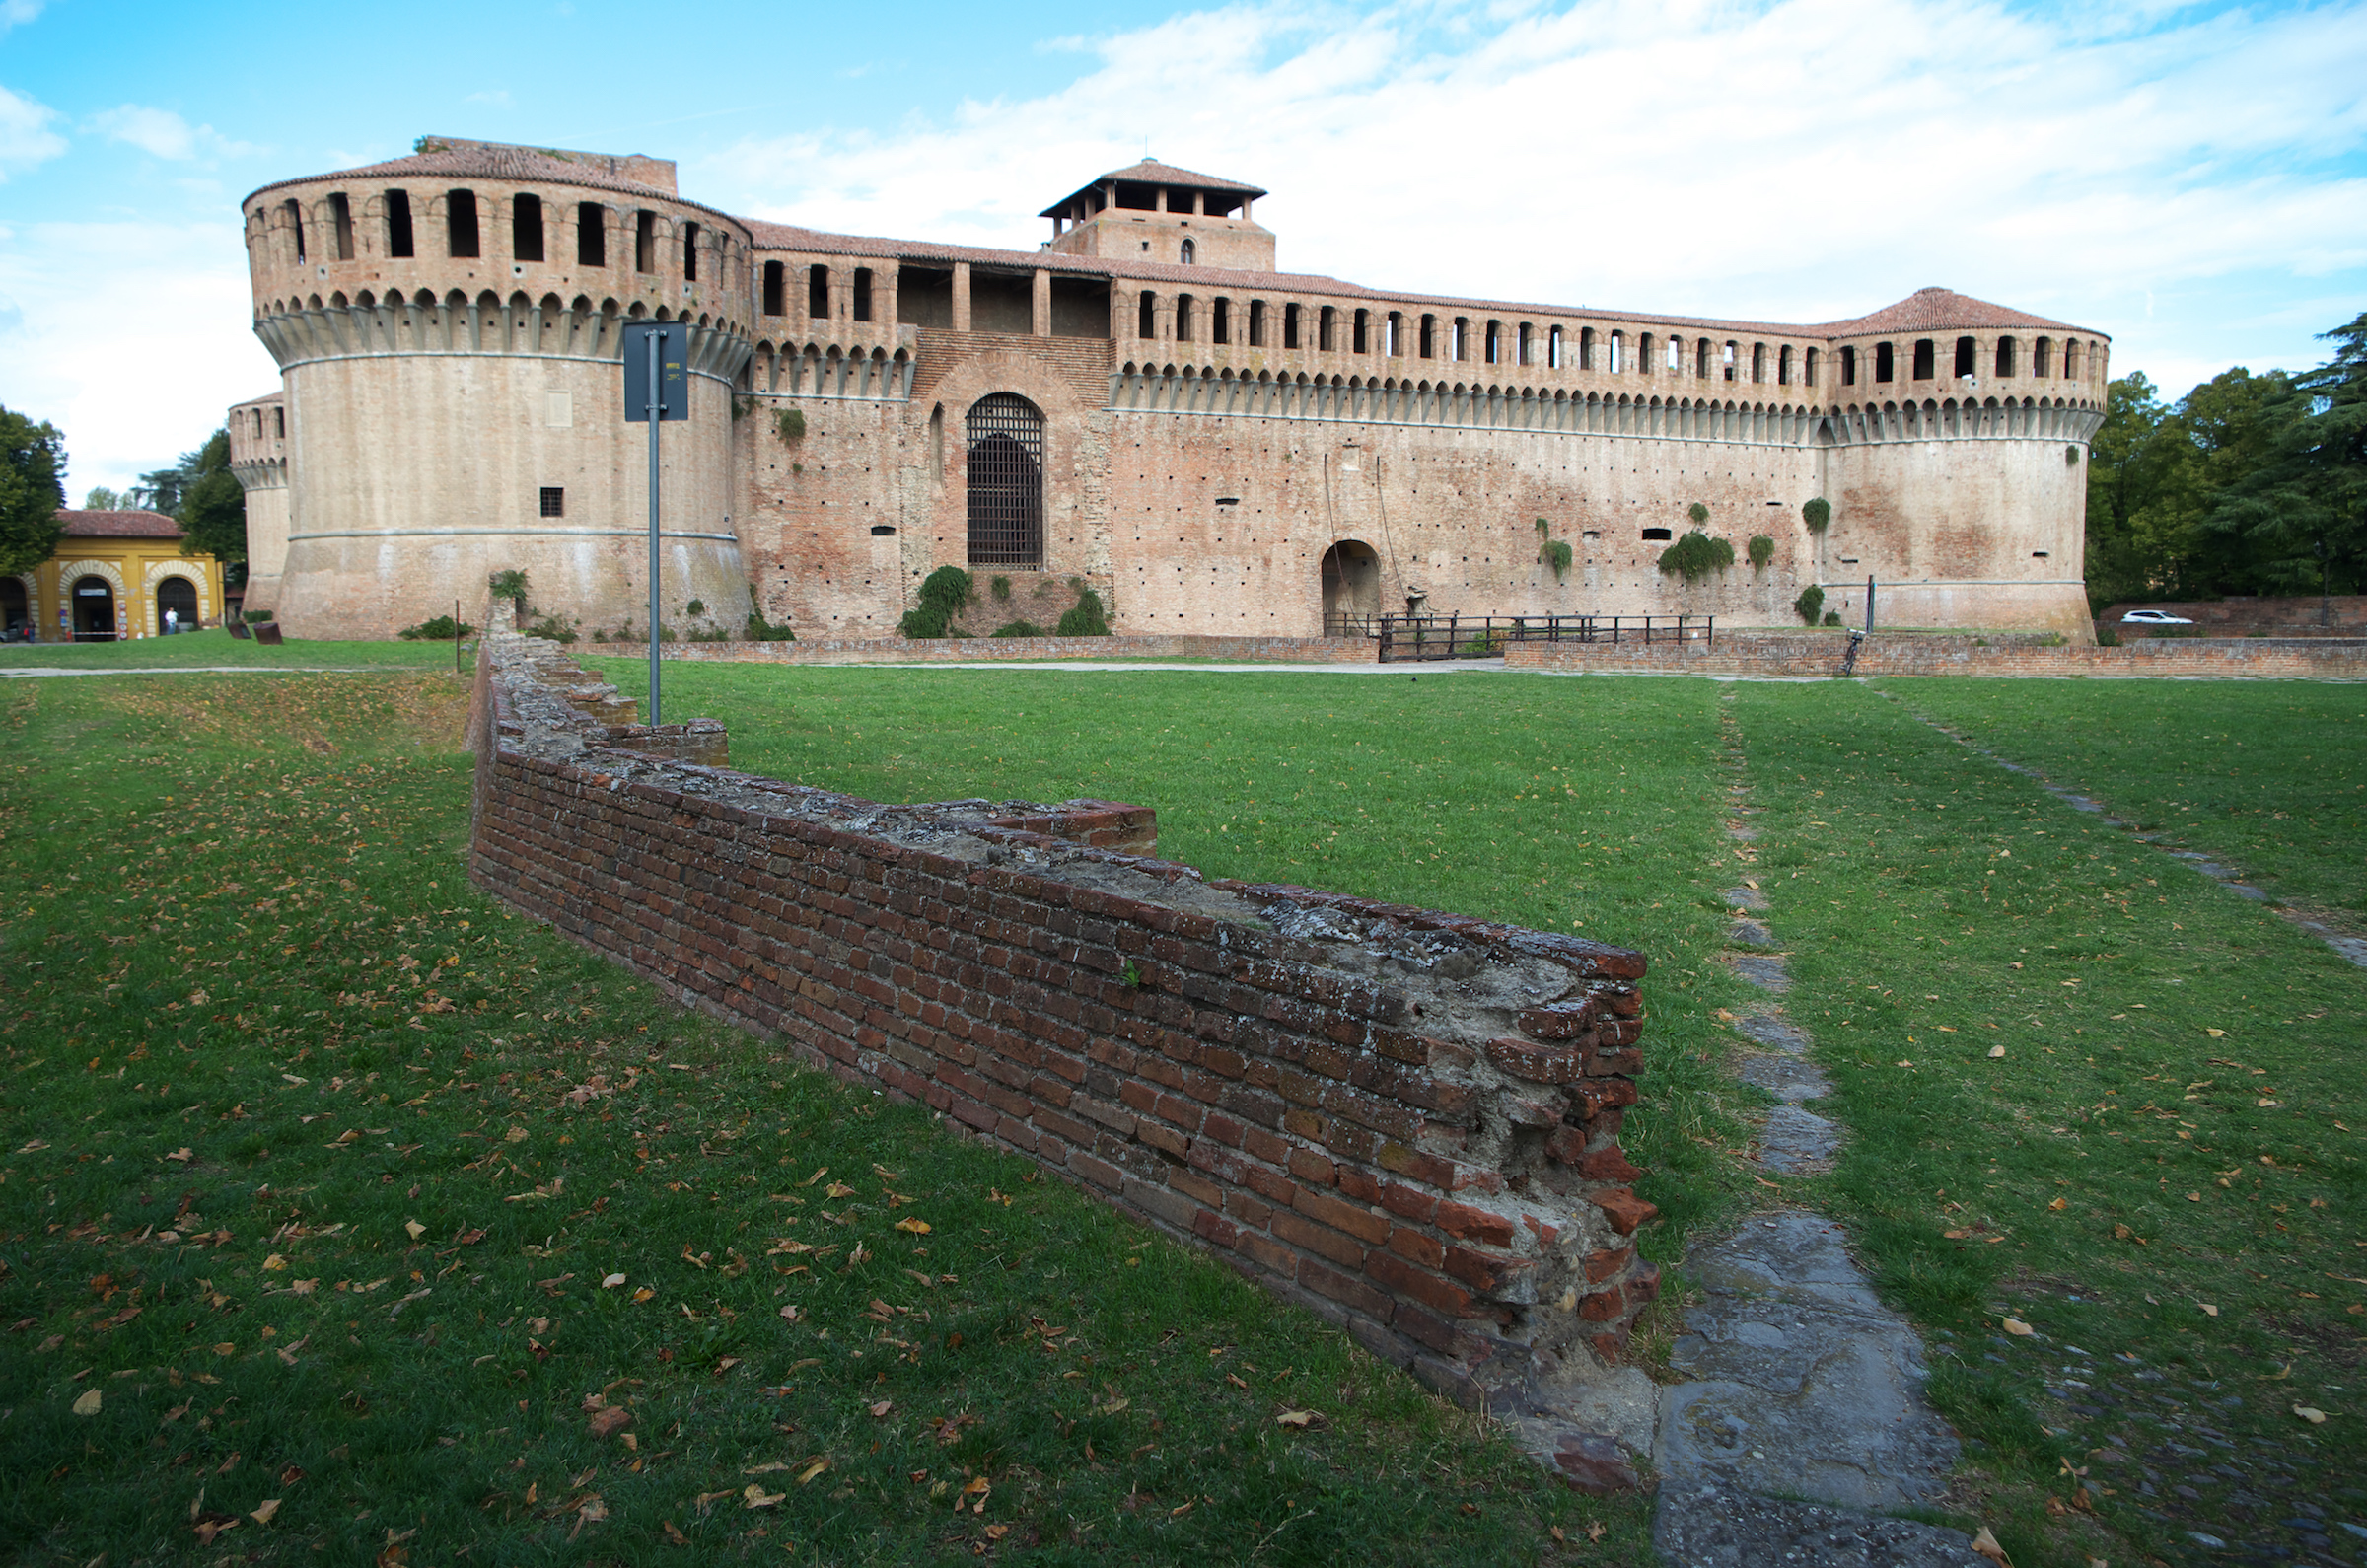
0,671 -> 1664,1566
1727,681 -> 2363,1567
1877,678 -> 2367,923
0,630 -> 462,671
6,658 -> 2359,1568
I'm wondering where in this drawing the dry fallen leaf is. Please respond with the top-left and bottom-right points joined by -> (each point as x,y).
795,1457 -> 831,1485
1988,1045 -> 2007,1059
1275,1409 -> 1315,1428
2001,1319 -> 2035,1336
870,1399 -> 895,1417
2293,1405 -> 2327,1425
71,1389 -> 101,1416
250,1499 -> 281,1526
2199,1303 -> 2219,1318
894,1218 -> 931,1235
662,1521 -> 689,1545
262,1253 -> 288,1272
631,1286 -> 655,1304
2206,1028 -> 2227,1038
403,1220 -> 426,1242
588,1406 -> 632,1439
2047,1198 -> 2068,1211
601,1273 -> 627,1290
742,1484 -> 785,1509
1971,1524 -> 2011,1564
825,1181 -> 857,1198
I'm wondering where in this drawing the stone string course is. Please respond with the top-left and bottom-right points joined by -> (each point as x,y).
1505,632 -> 2367,678
466,631 -> 1663,1413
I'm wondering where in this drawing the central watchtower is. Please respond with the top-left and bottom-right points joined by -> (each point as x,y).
1040,159 -> 1273,272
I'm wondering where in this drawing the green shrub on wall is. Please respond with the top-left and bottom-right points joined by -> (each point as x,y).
1747,535 -> 1775,569
1794,584 -> 1826,625
487,568 -> 529,618
991,620 -> 1046,638
1657,530 -> 1734,583
746,610 -> 796,641
1802,498 -> 1831,534
898,565 -> 973,639
1543,539 -> 1573,579
1687,502 -> 1709,526
1056,586 -> 1111,637
775,408 -> 807,444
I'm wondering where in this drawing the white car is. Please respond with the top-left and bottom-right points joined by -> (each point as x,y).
2120,609 -> 2194,624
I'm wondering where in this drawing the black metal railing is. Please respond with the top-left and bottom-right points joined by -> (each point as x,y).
1373,613 -> 1713,662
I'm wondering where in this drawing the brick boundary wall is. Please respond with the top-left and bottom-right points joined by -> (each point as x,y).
1505,633 -> 2367,678
593,634 -> 1378,666
466,630 -> 1665,1415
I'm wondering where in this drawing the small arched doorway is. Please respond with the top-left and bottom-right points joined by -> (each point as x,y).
0,578 -> 26,640
156,575 -> 199,634
71,575 -> 116,641
1320,540 -> 1382,635
965,393 -> 1044,568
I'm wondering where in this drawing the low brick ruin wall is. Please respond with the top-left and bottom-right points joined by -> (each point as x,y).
1505,632 -> 2367,678
594,633 -> 1376,666
466,633 -> 1661,1410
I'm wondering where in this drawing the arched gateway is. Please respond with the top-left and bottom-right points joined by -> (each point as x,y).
1321,540 -> 1382,634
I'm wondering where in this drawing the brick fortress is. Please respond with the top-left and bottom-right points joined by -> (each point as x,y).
235,137 -> 2110,642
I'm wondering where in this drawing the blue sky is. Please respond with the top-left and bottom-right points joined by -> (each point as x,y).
3,0 -> 2364,494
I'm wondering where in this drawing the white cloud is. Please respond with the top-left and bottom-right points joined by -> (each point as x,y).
0,220 -> 275,494
696,0 -> 2367,389
88,104 -> 256,163
0,0 -> 43,34
0,84 -> 65,179
466,89 -> 515,107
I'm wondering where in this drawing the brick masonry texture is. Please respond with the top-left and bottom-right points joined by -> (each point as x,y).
1504,632 -> 2367,678
466,629 -> 1664,1408
596,634 -> 1376,666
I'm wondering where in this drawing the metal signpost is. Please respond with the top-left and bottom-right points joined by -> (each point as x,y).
621,321 -> 689,725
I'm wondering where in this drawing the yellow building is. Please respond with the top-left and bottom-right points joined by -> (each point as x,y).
4,510 -> 229,642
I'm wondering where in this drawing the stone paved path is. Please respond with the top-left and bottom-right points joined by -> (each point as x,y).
1651,700 -> 1990,1567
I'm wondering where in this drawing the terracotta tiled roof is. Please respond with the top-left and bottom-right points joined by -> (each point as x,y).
1812,287 -> 2097,337
58,509 -> 182,539
232,389 -> 283,408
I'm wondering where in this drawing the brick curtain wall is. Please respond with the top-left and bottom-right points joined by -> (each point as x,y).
594,634 -> 1377,666
467,636 -> 1663,1409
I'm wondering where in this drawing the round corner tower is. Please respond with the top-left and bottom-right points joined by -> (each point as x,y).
241,137 -> 757,638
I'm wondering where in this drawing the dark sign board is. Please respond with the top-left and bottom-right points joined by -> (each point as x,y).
621,321 -> 690,422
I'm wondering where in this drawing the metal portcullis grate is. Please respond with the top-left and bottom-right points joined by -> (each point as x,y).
965,393 -> 1045,568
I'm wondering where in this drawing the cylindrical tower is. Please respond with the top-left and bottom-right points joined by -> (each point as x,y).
226,390 -> 287,617
241,138 -> 756,639
1813,288 -> 2110,640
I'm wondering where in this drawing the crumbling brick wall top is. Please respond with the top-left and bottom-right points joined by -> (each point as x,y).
469,631 -> 1661,1413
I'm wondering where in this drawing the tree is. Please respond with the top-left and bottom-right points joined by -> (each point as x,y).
83,485 -> 123,510
0,404 -> 66,577
178,430 -> 247,566
2204,312 -> 2367,603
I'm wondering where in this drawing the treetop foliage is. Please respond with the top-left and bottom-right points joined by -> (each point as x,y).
0,404 -> 67,578
2088,312 -> 2366,607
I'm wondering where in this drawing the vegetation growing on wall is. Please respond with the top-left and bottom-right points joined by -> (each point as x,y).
1686,502 -> 1709,526
1747,535 -> 1775,570
1056,584 -> 1111,637
746,610 -> 796,642
991,620 -> 1046,638
775,408 -> 807,444
1794,584 -> 1826,625
1543,539 -> 1573,579
1657,530 -> 1734,583
488,569 -> 530,619
396,614 -> 473,641
899,565 -> 973,639
1801,498 -> 1831,535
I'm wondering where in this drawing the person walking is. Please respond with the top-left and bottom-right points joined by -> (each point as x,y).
164,607 -> 179,636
